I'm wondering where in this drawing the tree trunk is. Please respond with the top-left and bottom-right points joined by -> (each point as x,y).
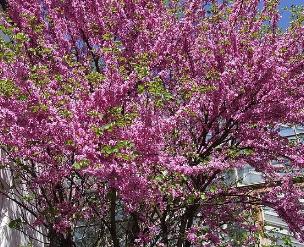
127,212 -> 140,246
49,230 -> 74,247
177,204 -> 198,247
109,189 -> 120,247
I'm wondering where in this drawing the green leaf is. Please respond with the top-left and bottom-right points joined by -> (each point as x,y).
65,139 -> 74,146
200,193 -> 206,200
116,153 -> 132,161
91,125 -> 104,136
0,79 -> 19,97
187,194 -> 196,204
140,77 -> 173,107
87,110 -> 103,118
137,84 -> 145,93
8,218 -> 22,229
32,104 -> 48,112
102,122 -> 115,132
86,71 -> 105,84
18,94 -> 28,101
116,140 -> 133,149
102,33 -> 112,41
209,185 -> 217,193
73,160 -> 89,170
15,32 -> 28,42
227,147 -> 254,158
100,140 -> 134,157
101,145 -> 118,155
22,193 -> 35,202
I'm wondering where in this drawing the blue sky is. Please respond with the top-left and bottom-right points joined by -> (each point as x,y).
278,0 -> 304,28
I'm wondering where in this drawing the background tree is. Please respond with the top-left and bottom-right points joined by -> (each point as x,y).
0,0 -> 304,246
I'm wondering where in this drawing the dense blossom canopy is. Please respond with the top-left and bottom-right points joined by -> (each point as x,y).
0,0 -> 304,246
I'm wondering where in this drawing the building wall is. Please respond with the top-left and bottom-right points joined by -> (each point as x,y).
238,126 -> 304,247
0,149 -> 48,247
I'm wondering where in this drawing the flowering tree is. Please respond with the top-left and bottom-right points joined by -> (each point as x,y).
0,0 -> 304,246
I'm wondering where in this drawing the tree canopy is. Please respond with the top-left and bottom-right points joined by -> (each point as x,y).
0,0 -> 304,246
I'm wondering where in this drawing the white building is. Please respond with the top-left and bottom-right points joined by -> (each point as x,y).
238,126 -> 304,247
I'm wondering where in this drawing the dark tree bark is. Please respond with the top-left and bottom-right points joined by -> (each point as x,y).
0,0 -> 7,11
127,212 -> 140,246
49,230 -> 74,247
109,189 -> 120,247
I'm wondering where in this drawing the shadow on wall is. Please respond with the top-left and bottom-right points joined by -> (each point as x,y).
0,172 -> 23,247
0,150 -> 48,247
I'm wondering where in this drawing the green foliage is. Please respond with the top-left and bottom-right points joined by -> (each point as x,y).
110,106 -> 138,127
227,147 -> 254,159
14,32 -> 29,43
101,140 -> 134,157
0,79 -> 19,97
21,193 -> 35,202
262,227 -> 295,247
102,33 -> 113,41
91,123 -> 114,136
65,139 -> 75,147
42,206 -> 59,220
209,184 -> 217,193
293,176 -> 304,184
186,194 -> 197,204
91,107 -> 137,137
285,4 -> 304,29
27,45 -> 52,58
87,110 -> 103,119
132,52 -> 152,79
29,64 -> 50,86
18,94 -> 28,101
281,235 -> 293,247
134,64 -> 149,79
0,27 -> 29,62
0,24 -> 14,37
8,218 -> 22,230
30,103 -> 48,113
183,85 -> 216,99
138,77 -> 173,107
59,108 -> 73,118
73,159 -> 89,170
86,71 -> 106,84
226,223 -> 251,247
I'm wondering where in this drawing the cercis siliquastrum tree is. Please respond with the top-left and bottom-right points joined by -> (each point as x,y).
0,0 -> 304,246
